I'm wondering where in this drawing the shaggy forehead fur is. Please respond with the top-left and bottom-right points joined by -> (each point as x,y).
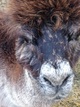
10,0 -> 80,26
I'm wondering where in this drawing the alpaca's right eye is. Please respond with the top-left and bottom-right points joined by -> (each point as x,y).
15,37 -> 30,50
18,36 -> 32,46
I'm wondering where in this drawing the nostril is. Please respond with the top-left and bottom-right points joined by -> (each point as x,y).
61,75 -> 71,86
43,77 -> 53,86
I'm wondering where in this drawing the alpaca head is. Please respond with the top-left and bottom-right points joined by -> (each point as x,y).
0,0 -> 80,107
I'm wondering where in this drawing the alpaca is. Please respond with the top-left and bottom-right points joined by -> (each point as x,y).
0,0 -> 80,107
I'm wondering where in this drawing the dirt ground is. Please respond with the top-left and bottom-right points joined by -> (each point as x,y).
0,0 -> 80,107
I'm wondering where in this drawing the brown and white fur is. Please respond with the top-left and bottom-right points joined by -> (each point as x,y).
0,0 -> 80,107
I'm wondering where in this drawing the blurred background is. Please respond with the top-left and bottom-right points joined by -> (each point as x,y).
0,0 -> 80,107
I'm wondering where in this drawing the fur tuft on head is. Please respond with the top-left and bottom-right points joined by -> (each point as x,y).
9,0 -> 80,28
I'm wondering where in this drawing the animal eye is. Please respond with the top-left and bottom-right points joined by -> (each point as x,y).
17,36 -> 31,47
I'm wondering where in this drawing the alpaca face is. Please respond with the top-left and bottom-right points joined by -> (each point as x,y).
0,0 -> 80,107
15,25 -> 74,106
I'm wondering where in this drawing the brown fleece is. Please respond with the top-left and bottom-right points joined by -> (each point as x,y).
9,0 -> 80,27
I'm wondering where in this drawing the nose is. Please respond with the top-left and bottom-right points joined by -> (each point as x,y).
40,59 -> 74,87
